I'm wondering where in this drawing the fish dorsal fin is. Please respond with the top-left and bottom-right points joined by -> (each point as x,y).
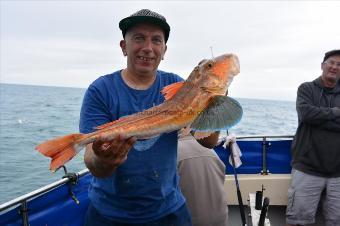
191,96 -> 243,131
161,81 -> 185,101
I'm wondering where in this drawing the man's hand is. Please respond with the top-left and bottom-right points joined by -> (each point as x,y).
85,134 -> 136,177
195,131 -> 220,149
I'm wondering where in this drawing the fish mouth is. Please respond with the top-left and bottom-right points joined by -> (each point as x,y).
229,54 -> 240,76
222,54 -> 239,89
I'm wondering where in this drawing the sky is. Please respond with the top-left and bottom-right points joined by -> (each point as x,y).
1,1 -> 339,101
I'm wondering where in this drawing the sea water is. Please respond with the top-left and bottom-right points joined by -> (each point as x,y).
0,83 -> 297,204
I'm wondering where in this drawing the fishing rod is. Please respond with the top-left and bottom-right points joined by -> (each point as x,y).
226,131 -> 247,226
258,197 -> 270,226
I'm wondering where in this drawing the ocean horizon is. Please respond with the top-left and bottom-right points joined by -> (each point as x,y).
0,82 -> 297,102
0,83 -> 298,204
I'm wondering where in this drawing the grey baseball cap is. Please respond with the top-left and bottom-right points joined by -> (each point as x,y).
323,49 -> 340,62
119,9 -> 170,43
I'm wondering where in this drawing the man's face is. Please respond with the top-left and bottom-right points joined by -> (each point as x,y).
121,23 -> 167,76
321,55 -> 340,84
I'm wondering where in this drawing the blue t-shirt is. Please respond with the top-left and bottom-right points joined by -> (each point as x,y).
79,70 -> 185,223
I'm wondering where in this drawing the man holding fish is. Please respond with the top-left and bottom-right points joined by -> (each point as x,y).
36,8 -> 242,226
81,9 -> 194,225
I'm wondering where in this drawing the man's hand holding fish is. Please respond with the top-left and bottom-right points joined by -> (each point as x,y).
85,134 -> 136,177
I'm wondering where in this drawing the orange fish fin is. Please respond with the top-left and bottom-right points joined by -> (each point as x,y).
193,131 -> 215,140
161,81 -> 184,101
36,133 -> 85,172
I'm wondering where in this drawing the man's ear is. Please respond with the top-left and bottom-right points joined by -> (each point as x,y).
120,40 -> 127,56
321,62 -> 326,70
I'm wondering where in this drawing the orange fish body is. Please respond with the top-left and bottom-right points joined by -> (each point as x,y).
36,54 -> 242,171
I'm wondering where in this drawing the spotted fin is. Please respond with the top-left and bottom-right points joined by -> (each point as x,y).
161,81 -> 185,101
191,96 -> 242,131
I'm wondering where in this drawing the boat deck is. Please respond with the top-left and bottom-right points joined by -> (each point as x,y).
228,205 -> 324,226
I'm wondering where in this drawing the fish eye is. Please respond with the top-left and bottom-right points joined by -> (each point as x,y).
206,60 -> 213,68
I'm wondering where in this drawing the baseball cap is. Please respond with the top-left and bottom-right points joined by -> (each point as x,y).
119,9 -> 170,43
323,49 -> 340,62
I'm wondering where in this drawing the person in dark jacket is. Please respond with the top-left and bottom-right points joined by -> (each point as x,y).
286,50 -> 340,226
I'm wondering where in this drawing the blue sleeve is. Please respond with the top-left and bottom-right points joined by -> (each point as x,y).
173,73 -> 184,83
79,80 -> 112,134
161,72 -> 184,88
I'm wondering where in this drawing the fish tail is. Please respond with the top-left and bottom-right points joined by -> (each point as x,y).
36,133 -> 85,172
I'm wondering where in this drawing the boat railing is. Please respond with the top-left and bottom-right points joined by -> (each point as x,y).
218,134 -> 294,175
239,135 -> 293,175
0,168 -> 90,218
232,134 -> 294,140
0,135 -> 294,219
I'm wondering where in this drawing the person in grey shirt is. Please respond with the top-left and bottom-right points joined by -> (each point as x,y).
177,133 -> 228,226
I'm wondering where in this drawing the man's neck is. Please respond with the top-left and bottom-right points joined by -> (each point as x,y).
321,76 -> 338,88
121,69 -> 156,90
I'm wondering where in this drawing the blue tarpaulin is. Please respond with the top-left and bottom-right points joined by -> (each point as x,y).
214,139 -> 292,174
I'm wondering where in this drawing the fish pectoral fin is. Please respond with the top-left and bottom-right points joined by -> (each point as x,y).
191,96 -> 243,131
161,81 -> 185,101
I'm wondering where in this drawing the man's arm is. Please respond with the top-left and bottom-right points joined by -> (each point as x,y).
80,83 -> 137,177
84,135 -> 136,178
297,83 -> 340,131
195,131 -> 220,149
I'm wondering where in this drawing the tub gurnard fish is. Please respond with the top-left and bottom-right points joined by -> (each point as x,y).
36,53 -> 243,171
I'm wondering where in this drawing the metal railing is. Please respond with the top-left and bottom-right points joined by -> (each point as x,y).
0,135 -> 294,223
0,168 -> 89,223
235,134 -> 294,140
220,134 -> 294,175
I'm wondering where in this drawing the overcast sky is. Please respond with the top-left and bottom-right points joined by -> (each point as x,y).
1,1 -> 339,101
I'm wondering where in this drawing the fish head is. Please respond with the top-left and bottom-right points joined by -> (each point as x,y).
188,53 -> 240,95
